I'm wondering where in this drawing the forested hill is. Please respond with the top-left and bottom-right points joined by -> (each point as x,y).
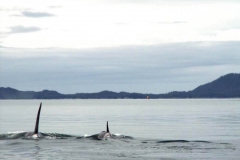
1,73 -> 240,99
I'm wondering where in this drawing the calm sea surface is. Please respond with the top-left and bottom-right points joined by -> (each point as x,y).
0,99 -> 240,159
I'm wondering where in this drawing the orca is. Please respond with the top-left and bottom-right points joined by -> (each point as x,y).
24,102 -> 43,138
97,121 -> 111,140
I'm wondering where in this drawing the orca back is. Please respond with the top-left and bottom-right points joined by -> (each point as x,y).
97,121 -> 111,140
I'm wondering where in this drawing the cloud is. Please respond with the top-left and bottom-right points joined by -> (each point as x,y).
21,11 -> 55,18
157,21 -> 187,24
49,6 -> 61,9
9,25 -> 41,34
11,11 -> 55,18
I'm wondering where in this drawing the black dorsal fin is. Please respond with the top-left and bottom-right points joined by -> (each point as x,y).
106,121 -> 110,133
34,103 -> 42,134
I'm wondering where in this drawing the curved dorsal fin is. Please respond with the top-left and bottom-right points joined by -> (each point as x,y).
34,103 -> 42,134
106,121 -> 110,133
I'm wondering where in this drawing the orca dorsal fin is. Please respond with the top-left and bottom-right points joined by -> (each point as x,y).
34,103 -> 42,134
106,121 -> 110,133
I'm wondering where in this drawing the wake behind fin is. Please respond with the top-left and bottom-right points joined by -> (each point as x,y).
33,102 -> 42,134
106,121 -> 110,133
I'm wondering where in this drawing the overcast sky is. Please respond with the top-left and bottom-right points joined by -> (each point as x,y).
1,0 -> 240,94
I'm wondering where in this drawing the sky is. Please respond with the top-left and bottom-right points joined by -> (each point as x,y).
1,0 -> 240,94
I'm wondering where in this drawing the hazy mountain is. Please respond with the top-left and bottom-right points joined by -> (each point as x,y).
1,73 -> 240,99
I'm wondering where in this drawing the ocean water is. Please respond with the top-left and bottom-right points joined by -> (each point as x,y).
0,99 -> 239,159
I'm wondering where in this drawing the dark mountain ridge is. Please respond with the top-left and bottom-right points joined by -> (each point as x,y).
1,73 -> 240,99
190,73 -> 240,98
162,73 -> 240,98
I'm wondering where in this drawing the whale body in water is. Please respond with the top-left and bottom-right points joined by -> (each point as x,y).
24,103 -> 43,138
97,121 -> 111,140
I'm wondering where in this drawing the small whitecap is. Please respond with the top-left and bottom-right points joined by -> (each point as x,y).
45,136 -> 56,139
7,131 -> 25,134
114,133 -> 121,136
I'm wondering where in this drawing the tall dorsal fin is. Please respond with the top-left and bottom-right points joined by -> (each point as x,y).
34,103 -> 42,134
106,121 -> 110,133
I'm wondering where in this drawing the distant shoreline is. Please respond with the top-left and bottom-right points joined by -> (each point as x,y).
1,73 -> 240,99
0,98 -> 240,100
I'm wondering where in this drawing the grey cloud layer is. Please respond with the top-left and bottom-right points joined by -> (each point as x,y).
1,41 -> 240,94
